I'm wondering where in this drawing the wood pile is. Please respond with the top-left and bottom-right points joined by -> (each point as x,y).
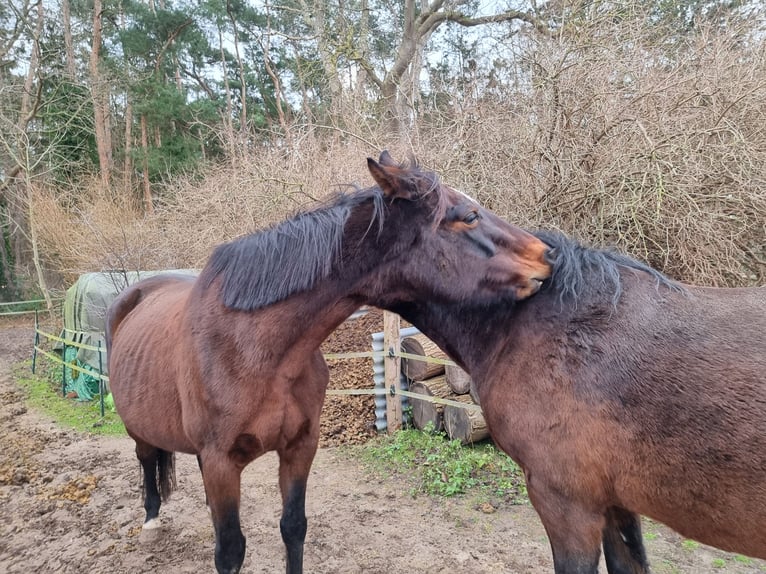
401,333 -> 489,444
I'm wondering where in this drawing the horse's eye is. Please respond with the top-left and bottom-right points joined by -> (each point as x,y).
463,211 -> 480,225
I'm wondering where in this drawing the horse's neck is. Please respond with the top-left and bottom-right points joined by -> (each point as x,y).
391,300 -> 518,376
262,294 -> 362,356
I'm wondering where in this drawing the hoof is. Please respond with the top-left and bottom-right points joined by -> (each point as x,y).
142,517 -> 162,530
138,522 -> 162,544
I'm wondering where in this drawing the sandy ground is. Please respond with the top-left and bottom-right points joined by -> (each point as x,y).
1,319 -> 765,574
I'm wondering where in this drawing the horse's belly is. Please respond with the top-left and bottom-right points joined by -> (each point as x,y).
632,479 -> 766,559
109,330 -> 195,453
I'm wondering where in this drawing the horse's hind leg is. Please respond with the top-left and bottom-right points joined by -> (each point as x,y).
199,451 -> 246,574
135,440 -> 175,530
197,454 -> 211,514
602,507 -> 649,574
277,432 -> 318,574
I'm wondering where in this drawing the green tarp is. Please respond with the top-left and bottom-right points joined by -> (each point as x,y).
62,270 -> 198,387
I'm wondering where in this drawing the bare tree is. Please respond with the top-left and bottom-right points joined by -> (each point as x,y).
62,0 -> 76,78
89,0 -> 112,188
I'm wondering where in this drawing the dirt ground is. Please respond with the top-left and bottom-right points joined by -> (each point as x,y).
1,318 -> 765,574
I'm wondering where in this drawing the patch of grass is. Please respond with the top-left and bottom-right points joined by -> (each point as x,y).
681,539 -> 700,551
656,560 -> 681,574
356,423 -> 527,503
711,558 -> 727,568
644,532 -> 658,541
13,357 -> 126,436
734,555 -> 752,564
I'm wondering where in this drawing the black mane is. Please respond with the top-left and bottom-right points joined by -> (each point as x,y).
535,230 -> 680,306
199,186 -> 386,311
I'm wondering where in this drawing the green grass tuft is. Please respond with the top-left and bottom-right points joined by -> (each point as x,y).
681,539 -> 700,551
13,357 -> 126,436
356,422 -> 527,503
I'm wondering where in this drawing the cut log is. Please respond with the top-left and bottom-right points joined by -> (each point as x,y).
445,364 -> 471,395
444,395 -> 490,444
408,376 -> 451,432
400,333 -> 448,381
469,379 -> 481,406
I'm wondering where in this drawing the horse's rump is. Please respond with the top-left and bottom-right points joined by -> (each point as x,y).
106,273 -> 196,353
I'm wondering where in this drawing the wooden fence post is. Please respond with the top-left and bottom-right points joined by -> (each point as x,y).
383,311 -> 402,433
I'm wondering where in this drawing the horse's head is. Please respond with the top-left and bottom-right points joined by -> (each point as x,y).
364,151 -> 551,306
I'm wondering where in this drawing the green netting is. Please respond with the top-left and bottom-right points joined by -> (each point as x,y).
62,269 -> 198,375
63,347 -> 101,401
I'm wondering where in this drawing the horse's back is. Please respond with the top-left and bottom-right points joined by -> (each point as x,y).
639,283 -> 766,383
106,273 -> 196,347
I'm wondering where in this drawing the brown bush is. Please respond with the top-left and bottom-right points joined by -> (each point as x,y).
32,8 -> 765,288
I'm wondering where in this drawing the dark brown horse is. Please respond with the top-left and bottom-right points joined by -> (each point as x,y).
378,230 -> 766,574
105,152 -> 551,574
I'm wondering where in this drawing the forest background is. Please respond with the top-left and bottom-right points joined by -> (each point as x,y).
1,0 -> 764,305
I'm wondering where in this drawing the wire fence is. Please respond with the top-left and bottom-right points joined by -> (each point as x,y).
32,324 -> 479,422
0,298 -> 60,317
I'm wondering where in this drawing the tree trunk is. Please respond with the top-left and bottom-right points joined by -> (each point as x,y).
445,364 -> 471,395
217,23 -> 236,162
89,0 -> 111,189
227,0 -> 247,143
409,375 -> 453,432
444,396 -> 489,444
140,114 -> 153,214
400,333 -> 448,381
304,0 -> 343,124
123,100 -> 132,192
21,2 -> 52,309
257,20 -> 293,149
62,0 -> 76,78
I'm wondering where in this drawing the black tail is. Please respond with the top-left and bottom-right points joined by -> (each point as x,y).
156,449 -> 177,501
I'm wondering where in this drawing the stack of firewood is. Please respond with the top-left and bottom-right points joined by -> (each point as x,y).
400,333 -> 489,444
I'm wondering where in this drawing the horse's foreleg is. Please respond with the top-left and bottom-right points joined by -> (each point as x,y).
277,435 -> 318,574
200,453 -> 246,574
602,507 -> 649,574
527,480 -> 604,574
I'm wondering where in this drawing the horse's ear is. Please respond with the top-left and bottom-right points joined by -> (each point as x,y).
367,157 -> 413,200
378,150 -> 397,167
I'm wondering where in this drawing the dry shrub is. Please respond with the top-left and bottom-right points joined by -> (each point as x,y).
32,177 -> 167,285
151,139 -> 392,268
33,6 -> 765,288
415,8 -> 765,286
32,140 -> 389,279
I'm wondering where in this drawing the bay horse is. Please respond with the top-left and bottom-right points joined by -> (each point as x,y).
105,151 -> 551,574
378,230 -> 766,574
